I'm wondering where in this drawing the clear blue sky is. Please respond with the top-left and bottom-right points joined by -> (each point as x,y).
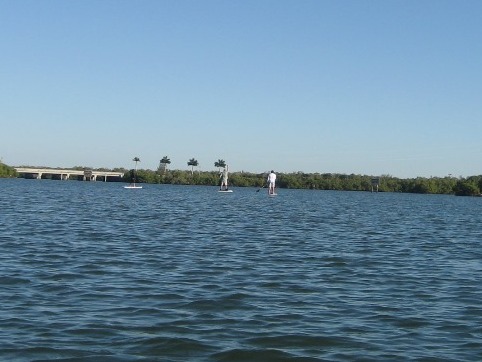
1,0 -> 481,178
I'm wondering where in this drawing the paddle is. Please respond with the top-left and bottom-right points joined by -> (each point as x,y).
256,184 -> 266,192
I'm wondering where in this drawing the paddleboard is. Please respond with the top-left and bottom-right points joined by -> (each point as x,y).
269,193 -> 277,196
124,185 -> 143,189
218,190 -> 233,193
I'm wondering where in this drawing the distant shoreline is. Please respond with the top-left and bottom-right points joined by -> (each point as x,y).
2,163 -> 481,196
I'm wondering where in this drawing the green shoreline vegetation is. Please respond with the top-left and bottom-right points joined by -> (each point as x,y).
0,162 -> 17,178
1,161 -> 481,196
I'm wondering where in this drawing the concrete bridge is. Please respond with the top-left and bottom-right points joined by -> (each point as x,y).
14,167 -> 125,181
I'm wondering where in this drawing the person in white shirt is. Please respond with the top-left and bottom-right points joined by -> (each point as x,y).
267,170 -> 276,195
220,165 -> 229,191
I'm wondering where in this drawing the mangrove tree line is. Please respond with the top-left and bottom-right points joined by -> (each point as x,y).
3,161 -> 482,196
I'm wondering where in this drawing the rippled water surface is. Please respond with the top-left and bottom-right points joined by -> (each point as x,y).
1,179 -> 482,361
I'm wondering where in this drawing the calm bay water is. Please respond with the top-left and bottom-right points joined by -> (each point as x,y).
1,179 -> 481,361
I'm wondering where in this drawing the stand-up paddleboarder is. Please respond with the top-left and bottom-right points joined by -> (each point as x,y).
220,165 -> 229,191
267,170 -> 276,195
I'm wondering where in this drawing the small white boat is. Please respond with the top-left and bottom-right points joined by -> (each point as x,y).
124,184 -> 142,189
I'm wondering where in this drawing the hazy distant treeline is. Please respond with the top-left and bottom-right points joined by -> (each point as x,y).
131,168 -> 482,197
2,162 -> 481,196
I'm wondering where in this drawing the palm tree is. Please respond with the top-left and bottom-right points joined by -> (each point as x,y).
214,159 -> 226,172
187,158 -> 199,175
159,156 -> 171,174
